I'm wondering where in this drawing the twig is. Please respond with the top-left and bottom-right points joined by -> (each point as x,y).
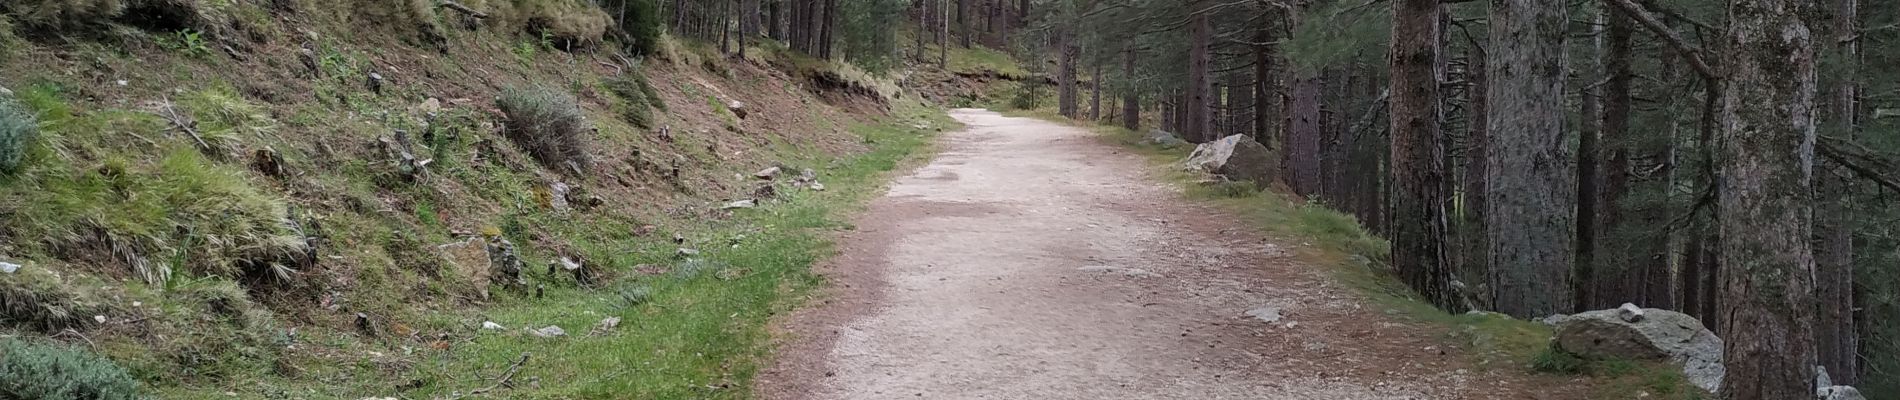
153,99 -> 212,151
462,352 -> 531,397
438,1 -> 489,18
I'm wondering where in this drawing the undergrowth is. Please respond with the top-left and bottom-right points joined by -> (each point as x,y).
0,338 -> 145,400
498,85 -> 593,172
394,103 -> 949,399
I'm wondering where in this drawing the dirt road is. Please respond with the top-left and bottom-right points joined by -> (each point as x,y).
757,109 -> 1584,399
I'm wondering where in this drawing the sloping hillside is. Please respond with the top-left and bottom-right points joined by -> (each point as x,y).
0,1 -> 947,398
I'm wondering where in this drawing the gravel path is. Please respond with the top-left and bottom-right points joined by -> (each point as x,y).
756,109 -> 1589,400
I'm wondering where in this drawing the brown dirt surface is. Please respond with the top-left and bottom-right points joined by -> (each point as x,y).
757,109 -> 1595,399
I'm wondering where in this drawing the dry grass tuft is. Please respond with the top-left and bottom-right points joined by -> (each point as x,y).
498,85 -> 592,173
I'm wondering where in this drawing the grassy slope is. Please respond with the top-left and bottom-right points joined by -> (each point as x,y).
0,2 -> 953,398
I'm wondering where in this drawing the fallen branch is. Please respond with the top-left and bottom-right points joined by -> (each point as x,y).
152,99 -> 213,152
462,352 -> 530,397
438,0 -> 489,18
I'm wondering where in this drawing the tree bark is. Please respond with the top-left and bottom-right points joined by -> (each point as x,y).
1575,8 -> 1603,311
1090,60 -> 1104,122
1391,0 -> 1460,311
1814,0 -> 1858,385
958,0 -> 972,48
1486,0 -> 1574,318
1185,0 -> 1213,142
1122,45 -> 1141,130
1463,36 -> 1490,311
1716,0 -> 1820,398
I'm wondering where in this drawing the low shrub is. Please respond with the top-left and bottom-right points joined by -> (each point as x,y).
0,94 -> 35,174
1006,82 -> 1045,111
498,86 -> 592,172
603,75 -> 656,129
0,338 -> 144,400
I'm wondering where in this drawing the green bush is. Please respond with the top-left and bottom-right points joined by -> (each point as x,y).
603,75 -> 656,129
1006,82 -> 1045,111
0,94 -> 35,174
498,86 -> 592,171
1530,345 -> 1586,374
0,338 -> 144,400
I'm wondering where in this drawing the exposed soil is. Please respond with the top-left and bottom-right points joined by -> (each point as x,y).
758,109 -> 1594,399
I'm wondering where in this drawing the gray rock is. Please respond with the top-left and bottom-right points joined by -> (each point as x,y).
1555,306 -> 1724,393
1817,365 -> 1833,388
529,325 -> 566,338
1182,135 -> 1240,173
0,261 -> 18,274
1144,130 -> 1186,147
1246,307 -> 1283,323
0,86 -> 12,96
592,317 -> 622,335
728,100 -> 748,119
1182,135 -> 1280,187
675,248 -> 701,259
809,182 -> 826,191
754,166 -> 781,180
722,199 -> 758,209
481,321 -> 505,330
1617,303 -> 1646,322
547,182 -> 572,212
1817,386 -> 1865,400
485,237 -> 528,288
1217,136 -> 1281,187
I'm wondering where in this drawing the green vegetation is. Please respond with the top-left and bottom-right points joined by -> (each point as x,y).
0,338 -> 145,400
1,85 -> 304,286
603,0 -> 663,56
604,74 -> 658,129
1530,346 -> 1706,400
381,104 -> 950,399
498,85 -> 592,171
946,45 -> 1030,79
0,92 -> 34,174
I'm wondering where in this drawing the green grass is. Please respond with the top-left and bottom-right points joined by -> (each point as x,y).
1086,123 -> 1562,367
944,45 -> 1030,79
350,104 -> 949,399
1069,118 -> 1707,399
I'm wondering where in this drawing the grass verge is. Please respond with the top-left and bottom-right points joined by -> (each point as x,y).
335,105 -> 951,399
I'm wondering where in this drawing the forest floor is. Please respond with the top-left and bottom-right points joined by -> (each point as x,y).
755,109 -> 1600,399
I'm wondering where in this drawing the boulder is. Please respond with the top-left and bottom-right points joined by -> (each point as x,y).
754,166 -> 781,180
1,261 -> 18,274
1182,135 -> 1240,172
728,101 -> 748,119
1182,135 -> 1280,187
1144,130 -> 1187,147
1216,137 -> 1281,187
1818,386 -> 1865,400
1554,304 -> 1724,393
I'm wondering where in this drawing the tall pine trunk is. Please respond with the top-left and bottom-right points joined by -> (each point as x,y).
1122,45 -> 1140,130
1485,0 -> 1573,318
1184,0 -> 1212,142
1815,0 -> 1859,385
1716,0 -> 1819,398
1391,0 -> 1459,311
